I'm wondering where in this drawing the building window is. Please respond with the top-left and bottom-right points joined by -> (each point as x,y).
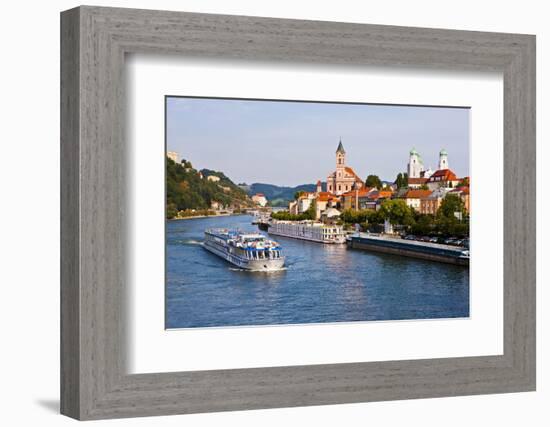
338,185 -> 341,191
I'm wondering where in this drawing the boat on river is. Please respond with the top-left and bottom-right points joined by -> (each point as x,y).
268,220 -> 346,244
203,228 -> 285,271
347,233 -> 469,266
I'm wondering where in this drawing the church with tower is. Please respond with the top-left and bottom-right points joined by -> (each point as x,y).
325,139 -> 364,195
407,147 -> 449,179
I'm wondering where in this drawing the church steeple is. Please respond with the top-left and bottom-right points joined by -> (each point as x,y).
336,138 -> 346,169
336,138 -> 346,154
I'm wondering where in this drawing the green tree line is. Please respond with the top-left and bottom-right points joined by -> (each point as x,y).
271,201 -> 316,221
166,158 -> 250,219
341,194 -> 469,237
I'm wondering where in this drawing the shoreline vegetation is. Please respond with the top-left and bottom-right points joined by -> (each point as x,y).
166,157 -> 253,219
165,154 -> 469,240
271,196 -> 470,239
168,210 -> 246,221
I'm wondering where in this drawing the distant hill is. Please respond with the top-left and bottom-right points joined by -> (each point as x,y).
247,183 -> 318,207
166,159 -> 252,218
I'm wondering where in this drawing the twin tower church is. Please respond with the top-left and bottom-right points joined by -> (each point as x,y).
407,147 -> 450,179
323,139 -> 452,196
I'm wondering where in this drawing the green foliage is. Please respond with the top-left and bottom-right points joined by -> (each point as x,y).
379,199 -> 415,226
394,172 -> 407,189
166,158 -> 250,219
271,211 -> 312,221
174,209 -> 216,218
365,174 -> 383,189
435,215 -> 469,237
437,194 -> 466,219
271,200 -> 316,221
304,200 -> 316,220
411,214 -> 435,235
340,208 -> 382,226
339,193 -> 469,237
434,194 -> 469,237
458,177 -> 469,187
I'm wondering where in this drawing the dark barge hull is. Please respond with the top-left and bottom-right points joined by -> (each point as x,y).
257,222 -> 269,231
347,235 -> 469,266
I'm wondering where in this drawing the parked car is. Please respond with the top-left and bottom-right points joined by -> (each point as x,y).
403,235 -> 416,241
429,237 -> 438,243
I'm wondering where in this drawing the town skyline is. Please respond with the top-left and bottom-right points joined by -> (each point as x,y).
167,97 -> 470,187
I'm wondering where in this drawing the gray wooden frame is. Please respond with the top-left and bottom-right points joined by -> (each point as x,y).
60,5 -> 536,420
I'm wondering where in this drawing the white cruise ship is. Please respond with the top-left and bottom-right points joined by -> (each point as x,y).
203,229 -> 285,271
268,220 -> 346,244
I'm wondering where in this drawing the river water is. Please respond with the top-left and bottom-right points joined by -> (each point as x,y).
166,214 -> 469,329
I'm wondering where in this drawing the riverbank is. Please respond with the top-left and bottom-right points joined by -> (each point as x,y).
169,212 -> 247,221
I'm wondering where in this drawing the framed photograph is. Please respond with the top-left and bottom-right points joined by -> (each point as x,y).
61,6 -> 536,420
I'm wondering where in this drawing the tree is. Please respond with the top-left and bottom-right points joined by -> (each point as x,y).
419,184 -> 429,190
365,174 -> 383,189
394,172 -> 410,189
303,200 -> 317,220
379,199 -> 415,226
458,177 -> 469,187
411,214 -> 434,235
437,194 -> 466,219
435,194 -> 469,237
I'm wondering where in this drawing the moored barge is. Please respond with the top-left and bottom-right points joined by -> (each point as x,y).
347,233 -> 469,266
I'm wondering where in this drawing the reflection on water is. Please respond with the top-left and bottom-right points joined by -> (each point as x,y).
166,215 -> 469,328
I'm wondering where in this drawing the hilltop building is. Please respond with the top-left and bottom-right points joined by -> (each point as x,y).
251,193 -> 268,207
167,151 -> 179,163
289,192 -> 317,215
326,139 -> 364,195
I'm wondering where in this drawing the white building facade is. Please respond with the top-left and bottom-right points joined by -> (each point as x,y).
439,149 -> 449,170
407,148 -> 425,178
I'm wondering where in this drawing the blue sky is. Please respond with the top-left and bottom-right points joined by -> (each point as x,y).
166,97 -> 469,187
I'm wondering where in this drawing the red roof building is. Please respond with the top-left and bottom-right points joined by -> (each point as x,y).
426,169 -> 460,190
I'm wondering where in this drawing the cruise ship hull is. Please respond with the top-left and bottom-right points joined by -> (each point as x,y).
203,231 -> 285,271
268,221 -> 346,244
268,228 -> 345,244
